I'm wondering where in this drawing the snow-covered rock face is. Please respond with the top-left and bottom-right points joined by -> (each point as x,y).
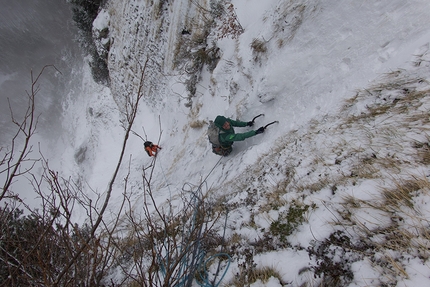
93,8 -> 111,60
104,0 -> 174,109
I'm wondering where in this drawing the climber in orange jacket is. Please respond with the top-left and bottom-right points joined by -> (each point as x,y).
144,141 -> 162,157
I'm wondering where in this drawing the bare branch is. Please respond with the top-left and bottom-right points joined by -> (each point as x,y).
54,58 -> 149,285
1,66 -> 57,201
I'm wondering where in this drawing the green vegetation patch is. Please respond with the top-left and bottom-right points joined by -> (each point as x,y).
269,203 -> 311,243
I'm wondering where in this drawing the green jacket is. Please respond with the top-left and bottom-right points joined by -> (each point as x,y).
216,118 -> 257,147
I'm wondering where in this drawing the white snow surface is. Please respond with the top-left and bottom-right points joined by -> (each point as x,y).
52,0 -> 430,286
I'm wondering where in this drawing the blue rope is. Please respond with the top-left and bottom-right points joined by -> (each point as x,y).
196,207 -> 231,287
197,253 -> 232,287
155,156 -> 230,287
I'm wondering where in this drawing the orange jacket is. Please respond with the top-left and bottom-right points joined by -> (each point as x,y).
144,142 -> 161,157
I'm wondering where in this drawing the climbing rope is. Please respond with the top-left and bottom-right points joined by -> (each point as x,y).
196,208 -> 231,287
197,253 -> 232,287
156,156 -> 231,287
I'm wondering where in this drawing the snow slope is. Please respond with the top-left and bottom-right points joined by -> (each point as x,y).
58,0 -> 430,286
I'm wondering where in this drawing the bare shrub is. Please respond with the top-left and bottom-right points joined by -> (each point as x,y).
215,3 -> 244,40
0,63 -> 147,286
112,162 -> 230,286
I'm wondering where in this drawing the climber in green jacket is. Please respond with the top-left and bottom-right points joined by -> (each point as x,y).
213,115 -> 265,156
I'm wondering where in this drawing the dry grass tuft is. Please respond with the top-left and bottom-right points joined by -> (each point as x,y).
229,266 -> 282,287
189,119 -> 207,129
381,178 -> 420,209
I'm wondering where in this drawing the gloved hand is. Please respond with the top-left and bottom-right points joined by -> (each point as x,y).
247,121 -> 254,127
255,127 -> 265,134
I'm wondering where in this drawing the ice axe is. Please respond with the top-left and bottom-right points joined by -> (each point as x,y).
255,120 -> 279,134
251,113 -> 264,124
263,120 -> 279,129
